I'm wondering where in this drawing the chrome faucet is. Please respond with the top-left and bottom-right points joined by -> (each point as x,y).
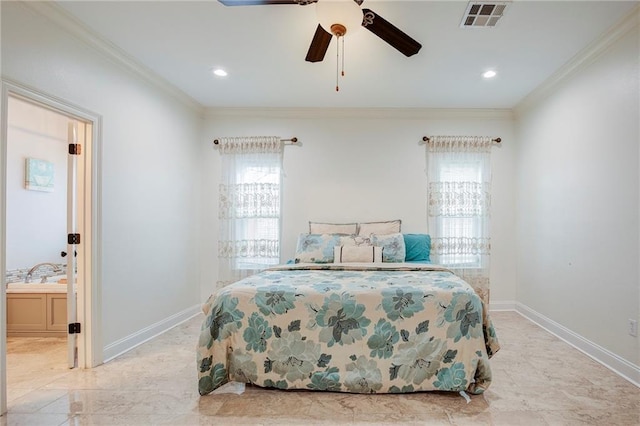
24,263 -> 62,283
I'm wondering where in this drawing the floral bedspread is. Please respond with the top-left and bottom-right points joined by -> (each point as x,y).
198,263 -> 500,396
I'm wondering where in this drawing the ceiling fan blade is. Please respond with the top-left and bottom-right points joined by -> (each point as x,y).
361,8 -> 422,57
305,24 -> 333,63
218,0 -> 316,5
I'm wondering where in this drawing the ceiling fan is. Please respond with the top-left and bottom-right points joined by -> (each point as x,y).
217,0 -> 422,63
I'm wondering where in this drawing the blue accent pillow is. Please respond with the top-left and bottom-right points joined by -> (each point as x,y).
403,234 -> 431,262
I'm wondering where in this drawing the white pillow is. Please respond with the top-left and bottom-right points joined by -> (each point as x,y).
358,220 -> 402,236
333,245 -> 383,263
309,222 -> 357,235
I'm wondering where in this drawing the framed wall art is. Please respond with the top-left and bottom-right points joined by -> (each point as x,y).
25,158 -> 54,192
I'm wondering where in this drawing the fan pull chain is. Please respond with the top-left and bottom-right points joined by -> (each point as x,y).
334,35 -> 347,91
341,36 -> 345,77
335,35 -> 341,92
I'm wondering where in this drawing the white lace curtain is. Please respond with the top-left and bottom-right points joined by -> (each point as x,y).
426,136 -> 493,305
217,136 -> 283,289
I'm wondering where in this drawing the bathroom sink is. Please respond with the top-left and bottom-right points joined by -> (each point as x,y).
44,275 -> 69,283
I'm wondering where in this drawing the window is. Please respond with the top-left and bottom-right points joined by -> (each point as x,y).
426,135 -> 493,304
217,136 -> 284,288
235,164 -> 281,270
435,160 -> 486,268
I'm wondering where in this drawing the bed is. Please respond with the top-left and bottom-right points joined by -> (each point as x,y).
197,261 -> 500,396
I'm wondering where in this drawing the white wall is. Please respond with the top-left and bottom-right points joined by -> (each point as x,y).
515,19 -> 639,365
6,97 -> 69,271
201,109 -> 518,304
1,2 -> 203,349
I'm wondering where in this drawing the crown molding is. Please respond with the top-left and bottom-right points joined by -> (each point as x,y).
514,4 -> 639,117
21,1 -> 204,115
205,107 -> 514,121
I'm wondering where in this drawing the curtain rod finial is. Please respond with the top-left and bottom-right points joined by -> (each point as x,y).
213,139 -> 219,145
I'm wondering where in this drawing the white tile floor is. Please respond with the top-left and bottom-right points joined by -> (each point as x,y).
3,311 -> 639,425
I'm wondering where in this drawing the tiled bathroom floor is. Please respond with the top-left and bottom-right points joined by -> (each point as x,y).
3,311 -> 639,425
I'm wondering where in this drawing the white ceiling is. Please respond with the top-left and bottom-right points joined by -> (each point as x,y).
55,1 -> 637,109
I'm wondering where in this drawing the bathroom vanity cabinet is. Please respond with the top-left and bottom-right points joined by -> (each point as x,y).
6,293 -> 67,336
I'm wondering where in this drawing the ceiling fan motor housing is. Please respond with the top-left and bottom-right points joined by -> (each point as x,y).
330,23 -> 347,37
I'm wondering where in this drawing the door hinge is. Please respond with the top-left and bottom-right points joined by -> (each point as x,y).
68,322 -> 81,334
68,233 -> 81,245
69,143 -> 82,155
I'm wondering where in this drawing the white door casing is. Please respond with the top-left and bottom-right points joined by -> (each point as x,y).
1,79 -> 102,416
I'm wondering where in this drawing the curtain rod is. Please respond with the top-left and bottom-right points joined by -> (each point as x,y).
421,136 -> 501,144
213,137 -> 298,145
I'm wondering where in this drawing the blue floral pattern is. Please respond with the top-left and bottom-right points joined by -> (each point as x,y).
314,293 -> 371,347
253,286 -> 299,316
381,287 -> 425,320
198,264 -> 500,396
370,233 -> 406,262
295,233 -> 356,263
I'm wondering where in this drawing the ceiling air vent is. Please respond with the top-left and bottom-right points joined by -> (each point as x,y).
460,2 -> 509,28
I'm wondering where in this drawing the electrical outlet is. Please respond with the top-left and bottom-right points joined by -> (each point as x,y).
629,319 -> 638,337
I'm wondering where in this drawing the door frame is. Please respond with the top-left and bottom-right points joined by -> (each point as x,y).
0,79 -> 102,415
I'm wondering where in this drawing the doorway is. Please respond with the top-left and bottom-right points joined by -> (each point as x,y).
1,80 -> 101,415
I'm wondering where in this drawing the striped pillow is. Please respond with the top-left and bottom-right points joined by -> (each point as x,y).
333,245 -> 383,263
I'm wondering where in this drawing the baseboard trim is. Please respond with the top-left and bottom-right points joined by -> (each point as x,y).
489,300 -> 517,311
99,301 -> 640,388
515,302 -> 640,388
102,304 -> 201,363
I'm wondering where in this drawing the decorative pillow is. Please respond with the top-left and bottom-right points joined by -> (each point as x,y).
295,233 -> 355,263
333,245 -> 383,263
358,220 -> 402,236
403,234 -> 431,262
340,234 -> 372,246
309,222 -> 357,235
370,233 -> 406,263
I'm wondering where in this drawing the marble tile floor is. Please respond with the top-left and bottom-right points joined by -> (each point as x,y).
2,311 -> 638,425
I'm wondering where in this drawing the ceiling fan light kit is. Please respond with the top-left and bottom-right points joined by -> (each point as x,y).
219,0 -> 422,92
316,0 -> 363,37
329,24 -> 347,37
315,0 -> 364,91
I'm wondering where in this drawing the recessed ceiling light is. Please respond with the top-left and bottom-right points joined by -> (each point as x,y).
213,68 -> 228,77
483,70 -> 497,79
